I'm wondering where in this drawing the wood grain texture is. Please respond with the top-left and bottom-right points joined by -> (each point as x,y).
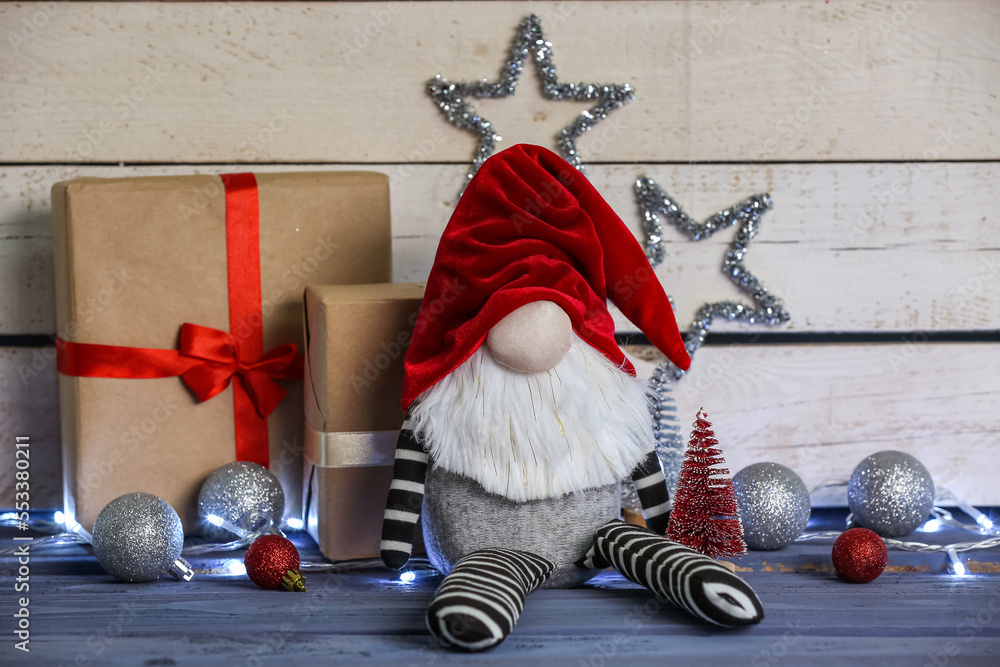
3,161 -> 999,335
7,528 -> 999,666
3,341 -> 998,507
1,1 -> 997,163
1,1 -> 997,518
629,342 -> 1000,507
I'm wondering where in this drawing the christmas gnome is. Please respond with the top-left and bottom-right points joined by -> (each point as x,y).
381,144 -> 763,650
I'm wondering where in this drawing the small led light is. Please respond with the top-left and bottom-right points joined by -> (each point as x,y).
204,514 -> 253,538
953,499 -> 995,533
921,518 -> 942,532
0,512 -> 17,522
399,571 -> 416,584
226,560 -> 247,576
948,548 -> 968,576
285,518 -> 304,530
55,511 -> 82,533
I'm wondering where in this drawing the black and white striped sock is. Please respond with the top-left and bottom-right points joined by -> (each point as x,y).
593,520 -> 764,627
380,417 -> 428,570
630,450 -> 671,535
427,549 -> 555,651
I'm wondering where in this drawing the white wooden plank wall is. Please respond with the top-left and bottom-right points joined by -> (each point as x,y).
1,1 -> 998,508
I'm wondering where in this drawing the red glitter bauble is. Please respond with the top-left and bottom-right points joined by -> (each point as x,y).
245,535 -> 300,590
832,528 -> 888,583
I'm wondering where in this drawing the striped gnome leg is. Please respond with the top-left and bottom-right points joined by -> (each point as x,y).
590,520 -> 764,627
427,549 -> 555,651
575,449 -> 674,571
380,415 -> 428,570
630,449 -> 672,535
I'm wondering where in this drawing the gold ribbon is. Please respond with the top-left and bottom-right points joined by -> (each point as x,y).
304,425 -> 398,468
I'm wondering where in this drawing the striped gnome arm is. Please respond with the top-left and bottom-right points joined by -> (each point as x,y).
380,414 -> 429,570
630,449 -> 671,536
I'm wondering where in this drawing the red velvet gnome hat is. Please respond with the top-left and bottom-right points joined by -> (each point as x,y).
401,144 -> 690,410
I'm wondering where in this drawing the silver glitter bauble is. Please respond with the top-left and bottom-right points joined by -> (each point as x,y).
92,493 -> 186,582
848,451 -> 934,538
198,461 -> 285,540
732,463 -> 811,550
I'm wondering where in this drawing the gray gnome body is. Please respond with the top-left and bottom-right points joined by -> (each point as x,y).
422,464 -> 620,588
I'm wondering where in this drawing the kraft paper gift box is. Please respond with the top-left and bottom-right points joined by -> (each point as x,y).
52,172 -> 392,533
303,282 -> 425,561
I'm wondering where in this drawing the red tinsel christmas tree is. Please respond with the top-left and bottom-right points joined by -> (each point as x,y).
666,408 -> 747,559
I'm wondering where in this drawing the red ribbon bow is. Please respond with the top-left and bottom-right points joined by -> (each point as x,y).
56,174 -> 301,468
179,323 -> 301,419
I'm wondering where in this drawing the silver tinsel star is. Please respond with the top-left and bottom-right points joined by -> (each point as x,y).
636,177 -> 791,379
427,14 -> 635,186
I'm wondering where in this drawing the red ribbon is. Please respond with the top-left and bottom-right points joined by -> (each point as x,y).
56,174 -> 301,468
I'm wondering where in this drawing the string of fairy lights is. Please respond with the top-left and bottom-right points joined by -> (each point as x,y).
0,507 -> 436,581
792,481 -> 1000,576
2,474 -> 996,581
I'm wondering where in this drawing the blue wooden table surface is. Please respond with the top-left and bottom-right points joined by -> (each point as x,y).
2,512 -> 999,667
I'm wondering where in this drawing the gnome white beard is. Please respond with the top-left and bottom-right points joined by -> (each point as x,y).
409,334 -> 654,502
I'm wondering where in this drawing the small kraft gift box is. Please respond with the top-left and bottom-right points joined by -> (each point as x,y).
303,282 -> 425,561
52,172 -> 392,533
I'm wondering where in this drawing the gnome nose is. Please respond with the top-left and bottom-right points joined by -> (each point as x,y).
486,301 -> 573,373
